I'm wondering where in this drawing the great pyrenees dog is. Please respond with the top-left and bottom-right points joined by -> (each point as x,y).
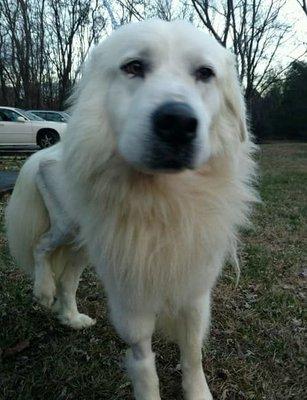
6,20 -> 257,399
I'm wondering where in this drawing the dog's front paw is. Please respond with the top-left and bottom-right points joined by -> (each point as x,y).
58,313 -> 96,330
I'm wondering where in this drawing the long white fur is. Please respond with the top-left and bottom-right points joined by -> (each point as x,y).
6,20 -> 257,399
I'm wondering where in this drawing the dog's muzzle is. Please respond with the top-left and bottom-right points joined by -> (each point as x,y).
149,102 -> 198,171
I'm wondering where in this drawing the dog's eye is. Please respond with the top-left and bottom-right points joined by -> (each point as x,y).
195,66 -> 215,82
121,60 -> 146,78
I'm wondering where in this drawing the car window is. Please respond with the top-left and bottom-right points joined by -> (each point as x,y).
24,111 -> 43,121
36,112 -> 46,119
61,112 -> 70,120
16,108 -> 43,121
30,111 -> 42,118
0,109 -> 21,122
46,113 -> 63,122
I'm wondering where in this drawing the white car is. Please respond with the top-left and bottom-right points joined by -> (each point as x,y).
29,110 -> 70,123
0,106 -> 66,148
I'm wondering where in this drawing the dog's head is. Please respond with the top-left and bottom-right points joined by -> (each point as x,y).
69,20 -> 248,173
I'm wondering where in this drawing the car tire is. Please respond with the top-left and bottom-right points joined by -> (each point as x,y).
37,129 -> 60,149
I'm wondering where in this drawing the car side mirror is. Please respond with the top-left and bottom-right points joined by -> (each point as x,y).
16,116 -> 26,122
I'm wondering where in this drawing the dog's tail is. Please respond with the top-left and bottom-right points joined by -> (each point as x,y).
5,148 -> 54,276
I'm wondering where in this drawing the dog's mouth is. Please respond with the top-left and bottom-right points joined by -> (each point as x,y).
145,141 -> 196,172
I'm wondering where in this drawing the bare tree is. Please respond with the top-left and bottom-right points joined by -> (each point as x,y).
104,0 -> 121,28
47,0 -> 95,108
191,0 -> 232,45
0,9 -> 9,104
117,0 -> 193,23
0,0 -> 300,110
0,0 -> 47,107
191,0 -> 291,101
296,0 -> 307,16
0,0 -> 106,108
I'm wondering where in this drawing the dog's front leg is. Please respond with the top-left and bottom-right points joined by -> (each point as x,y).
127,337 -> 160,400
176,293 -> 213,400
107,294 -> 160,400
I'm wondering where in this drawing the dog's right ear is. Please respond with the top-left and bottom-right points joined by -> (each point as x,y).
222,53 -> 248,143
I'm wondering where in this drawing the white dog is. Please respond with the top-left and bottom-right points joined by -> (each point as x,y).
6,20 -> 257,400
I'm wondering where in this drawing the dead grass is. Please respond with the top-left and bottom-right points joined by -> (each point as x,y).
0,142 -> 306,400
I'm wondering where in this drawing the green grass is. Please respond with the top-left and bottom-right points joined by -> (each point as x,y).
0,142 -> 306,400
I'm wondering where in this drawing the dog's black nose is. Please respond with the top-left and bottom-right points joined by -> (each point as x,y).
152,102 -> 198,145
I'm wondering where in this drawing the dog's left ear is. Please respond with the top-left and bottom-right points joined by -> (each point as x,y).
222,53 -> 248,142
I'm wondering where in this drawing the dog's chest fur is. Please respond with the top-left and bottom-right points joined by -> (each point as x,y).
82,160 -> 245,303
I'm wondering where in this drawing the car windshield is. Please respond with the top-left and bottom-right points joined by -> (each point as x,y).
16,108 -> 44,121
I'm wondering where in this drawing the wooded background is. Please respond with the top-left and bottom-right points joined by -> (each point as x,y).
0,0 -> 306,140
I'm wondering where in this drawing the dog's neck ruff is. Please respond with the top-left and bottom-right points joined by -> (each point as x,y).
69,149 -> 255,307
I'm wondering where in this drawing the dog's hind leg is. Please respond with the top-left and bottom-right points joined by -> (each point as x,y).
175,293 -> 213,400
33,227 -> 68,308
33,159 -> 74,309
35,159 -> 95,329
52,249 -> 96,329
